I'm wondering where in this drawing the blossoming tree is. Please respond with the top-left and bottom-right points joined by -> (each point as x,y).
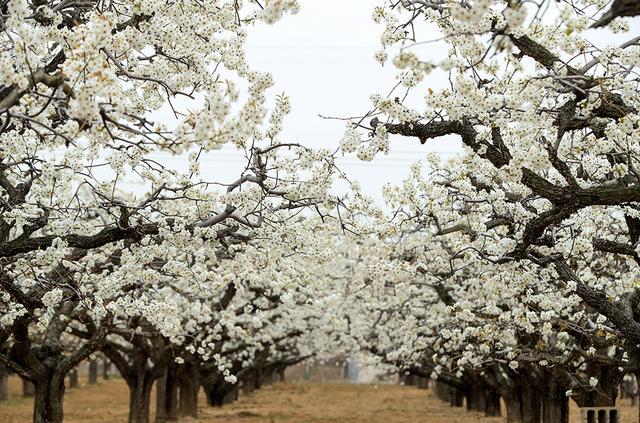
339,1 -> 640,422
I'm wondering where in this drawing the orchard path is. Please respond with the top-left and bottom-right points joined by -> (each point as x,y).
0,376 -> 637,422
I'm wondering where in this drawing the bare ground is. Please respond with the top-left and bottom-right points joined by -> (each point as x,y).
0,376 -> 637,422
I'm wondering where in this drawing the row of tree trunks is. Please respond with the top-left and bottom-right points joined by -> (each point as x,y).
11,353 -> 283,423
464,383 -> 501,417
503,381 -> 541,423
429,364 -> 626,423
242,369 -> 259,395
1,358 -> 108,405
203,375 -> 236,407
432,377 -> 549,422
402,373 -> 429,389
433,381 -> 464,407
16,359 -> 106,400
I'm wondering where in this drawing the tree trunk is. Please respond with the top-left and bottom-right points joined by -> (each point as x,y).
68,368 -> 79,389
201,376 -> 223,407
102,359 -> 111,380
434,381 -> 448,402
222,385 -> 238,405
504,391 -> 524,423
278,367 -> 285,382
242,370 -> 257,395
541,383 -> 569,423
156,367 -> 178,422
201,375 -> 238,408
255,367 -> 264,390
33,375 -> 65,423
465,385 -> 487,412
484,389 -> 501,417
0,371 -> 9,401
434,381 -> 464,407
88,360 -> 98,385
23,378 -> 35,397
205,388 -> 223,407
261,367 -> 274,386
404,374 -> 418,386
504,381 -> 541,423
127,378 -> 153,423
452,388 -> 464,407
522,381 -> 542,423
178,365 -> 199,418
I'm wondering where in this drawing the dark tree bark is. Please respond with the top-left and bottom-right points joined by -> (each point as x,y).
88,360 -> 98,385
434,381 -> 464,407
127,376 -> 153,423
222,385 -> 238,405
487,365 -> 541,423
592,0 -> 640,27
178,363 -> 199,418
521,382 -> 542,423
204,387 -> 222,407
484,389 -> 501,417
260,366 -> 275,386
156,366 -> 178,422
503,379 -> 542,423
32,374 -> 65,423
0,373 -> 8,401
254,367 -> 264,390
465,384 -> 487,412
404,374 -> 418,386
504,391 -> 524,423
463,378 -> 501,418
0,364 -> 9,401
541,378 -> 569,423
102,358 -> 111,380
270,368 -> 280,384
452,388 -> 464,407
433,381 -> 447,402
202,375 -> 238,407
242,370 -> 257,395
102,334 -> 169,423
68,368 -> 79,388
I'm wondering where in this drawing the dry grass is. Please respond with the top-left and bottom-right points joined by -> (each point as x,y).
200,382 -> 502,423
0,376 -> 638,422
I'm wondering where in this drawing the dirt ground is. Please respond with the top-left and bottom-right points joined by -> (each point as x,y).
0,375 -> 637,422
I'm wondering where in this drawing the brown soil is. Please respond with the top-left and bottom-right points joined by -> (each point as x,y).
0,376 -> 637,422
